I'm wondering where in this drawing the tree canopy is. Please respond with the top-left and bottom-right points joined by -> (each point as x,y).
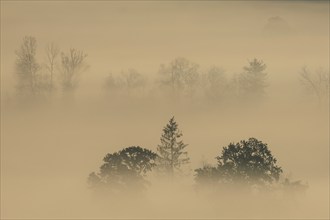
88,146 -> 158,195
195,138 -> 283,189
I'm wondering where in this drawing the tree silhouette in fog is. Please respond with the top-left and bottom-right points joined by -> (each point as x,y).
121,69 -> 147,92
45,42 -> 60,94
159,57 -> 199,97
238,58 -> 268,101
14,36 -> 89,102
60,48 -> 88,95
88,146 -> 157,195
104,69 -> 147,97
202,66 -> 228,101
299,66 -> 329,106
194,164 -> 220,189
217,138 -> 282,184
157,117 -> 190,177
195,138 -> 282,189
15,36 -> 49,98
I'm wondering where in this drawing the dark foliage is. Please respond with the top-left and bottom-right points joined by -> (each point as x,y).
217,138 -> 282,184
88,146 -> 158,195
157,117 -> 189,176
195,138 -> 283,189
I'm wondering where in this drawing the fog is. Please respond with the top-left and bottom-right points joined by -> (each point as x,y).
1,1 -> 329,219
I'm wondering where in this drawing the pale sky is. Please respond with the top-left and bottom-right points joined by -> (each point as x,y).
1,2 -> 329,219
1,1 -> 329,95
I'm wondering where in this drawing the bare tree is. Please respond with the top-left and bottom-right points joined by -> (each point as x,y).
103,69 -> 147,97
45,43 -> 59,93
121,69 -> 147,95
159,57 -> 199,97
59,48 -> 88,94
299,66 -> 329,106
15,36 -> 40,97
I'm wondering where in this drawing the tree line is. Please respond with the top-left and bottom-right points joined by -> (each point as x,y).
14,36 -> 88,101
13,36 -> 328,105
88,117 -> 308,197
104,57 -> 268,103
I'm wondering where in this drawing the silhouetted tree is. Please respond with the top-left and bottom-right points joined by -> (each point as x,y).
15,36 -> 40,97
195,138 -> 282,189
60,48 -> 88,95
238,59 -> 268,101
88,146 -> 158,195
159,57 -> 199,97
299,66 -> 329,106
157,117 -> 190,177
202,66 -> 228,101
217,138 -> 282,185
122,69 -> 146,89
45,42 -> 59,94
195,164 -> 220,189
103,72 -> 121,95
120,69 -> 147,97
103,69 -> 147,97
15,36 -> 52,100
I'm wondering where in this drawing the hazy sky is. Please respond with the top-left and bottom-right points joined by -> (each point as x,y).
1,1 -> 329,94
1,2 -> 329,219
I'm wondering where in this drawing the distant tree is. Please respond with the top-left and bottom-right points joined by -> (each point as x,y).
122,69 -> 146,89
299,66 -> 329,106
103,72 -> 122,95
103,69 -> 147,97
157,117 -> 190,177
262,16 -> 292,36
88,146 -> 158,195
238,59 -> 268,101
121,69 -> 147,96
45,43 -> 59,93
202,66 -> 227,101
282,177 -> 308,197
159,57 -> 199,97
59,48 -> 88,94
195,138 -> 283,189
15,36 -> 40,97
15,36 -> 52,100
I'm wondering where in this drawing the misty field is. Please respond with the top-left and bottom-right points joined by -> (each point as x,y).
1,1 -> 329,219
1,98 -> 328,219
